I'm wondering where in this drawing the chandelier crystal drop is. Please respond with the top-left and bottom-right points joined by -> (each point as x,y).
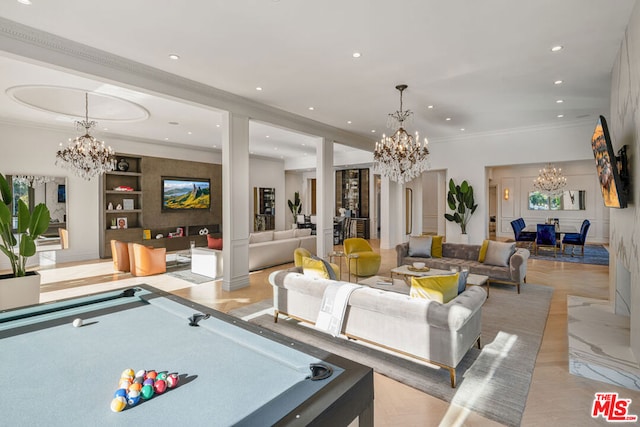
55,93 -> 116,180
533,163 -> 567,195
13,175 -> 55,187
373,84 -> 430,185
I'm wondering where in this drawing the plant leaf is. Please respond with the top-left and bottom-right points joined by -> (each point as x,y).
19,234 -> 36,258
29,203 -> 50,238
448,178 -> 456,194
17,200 -> 30,233
460,180 -> 469,193
0,173 -> 11,206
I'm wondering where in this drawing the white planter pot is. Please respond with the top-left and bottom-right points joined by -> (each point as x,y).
459,234 -> 470,244
0,271 -> 41,310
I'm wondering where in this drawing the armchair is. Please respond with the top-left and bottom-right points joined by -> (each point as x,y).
510,218 -> 535,247
129,243 -> 167,277
562,220 -> 591,256
535,224 -> 557,257
110,240 -> 130,272
343,237 -> 381,278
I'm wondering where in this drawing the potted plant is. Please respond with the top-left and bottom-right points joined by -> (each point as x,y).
0,173 -> 51,309
444,178 -> 477,242
287,191 -> 302,227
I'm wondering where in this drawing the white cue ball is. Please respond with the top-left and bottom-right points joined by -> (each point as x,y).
72,318 -> 83,328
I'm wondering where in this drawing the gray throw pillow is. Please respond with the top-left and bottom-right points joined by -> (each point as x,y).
484,241 -> 516,267
457,269 -> 469,294
408,236 -> 432,257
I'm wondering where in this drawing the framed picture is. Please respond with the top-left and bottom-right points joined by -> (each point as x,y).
117,217 -> 128,229
58,184 -> 66,203
122,199 -> 135,210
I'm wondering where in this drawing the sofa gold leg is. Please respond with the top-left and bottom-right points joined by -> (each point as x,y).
449,368 -> 457,388
274,310 -> 279,323
477,335 -> 482,349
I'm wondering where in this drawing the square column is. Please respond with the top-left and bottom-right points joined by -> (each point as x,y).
316,138 -> 334,258
222,112 -> 250,290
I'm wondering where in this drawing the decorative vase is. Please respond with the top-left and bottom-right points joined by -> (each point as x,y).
117,158 -> 130,172
0,271 -> 41,310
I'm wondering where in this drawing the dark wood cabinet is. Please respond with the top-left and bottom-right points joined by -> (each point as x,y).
335,169 -> 369,219
254,187 -> 275,231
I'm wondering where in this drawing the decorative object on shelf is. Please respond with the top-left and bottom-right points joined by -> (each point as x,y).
0,172 -> 51,277
156,234 -> 163,239
115,204 -> 122,210
107,202 -> 114,210
142,229 -> 151,240
533,163 -> 567,196
373,84 -> 430,185
444,178 -> 478,235
198,228 -> 209,235
287,191 -> 302,224
117,217 -> 127,229
55,93 -> 116,180
122,199 -> 134,210
110,218 -> 117,229
113,185 -> 135,192
117,158 -> 130,172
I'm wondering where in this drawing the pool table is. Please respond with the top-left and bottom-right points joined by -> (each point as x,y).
0,285 -> 373,426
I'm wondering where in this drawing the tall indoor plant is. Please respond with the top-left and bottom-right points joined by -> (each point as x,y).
0,173 -> 51,309
444,178 -> 477,236
287,191 -> 302,225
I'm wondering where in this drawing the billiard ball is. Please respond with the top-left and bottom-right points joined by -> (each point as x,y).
166,373 -> 179,388
154,379 -> 167,394
110,396 -> 127,412
127,390 -> 141,406
121,369 -> 135,379
135,369 -> 146,379
146,370 -> 157,380
140,384 -> 154,400
72,318 -> 83,328
143,378 -> 154,386
113,388 -> 127,398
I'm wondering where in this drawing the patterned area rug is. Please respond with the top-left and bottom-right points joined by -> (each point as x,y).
230,283 -> 553,427
166,268 -> 216,285
527,244 -> 608,265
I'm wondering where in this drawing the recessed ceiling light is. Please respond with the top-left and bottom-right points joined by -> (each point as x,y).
371,130 -> 376,133
352,52 -> 361,58
18,0 -> 32,5
556,99 -> 564,104
274,147 -> 278,150
460,128 -> 465,131
103,128 -> 108,131
187,131 -> 192,135
554,80 -> 563,85
164,138 -> 169,140
347,120 -> 352,124
216,124 -> 220,128
445,117 -> 451,121
169,121 -> 179,125
427,105 -> 434,109
551,45 -> 563,52
308,107 -> 314,111
256,87 -> 263,91
301,143 -> 305,146
266,135 -> 270,138
557,114 -> 564,118
168,54 -> 180,60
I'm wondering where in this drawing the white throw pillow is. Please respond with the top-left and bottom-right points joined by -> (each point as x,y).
249,231 -> 274,244
483,241 -> 516,267
273,229 -> 296,240
294,228 -> 312,237
408,236 -> 432,257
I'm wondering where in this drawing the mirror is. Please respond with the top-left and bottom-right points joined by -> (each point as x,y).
528,190 -> 586,211
10,175 -> 68,249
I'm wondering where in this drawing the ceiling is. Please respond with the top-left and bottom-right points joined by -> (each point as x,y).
0,0 -> 636,166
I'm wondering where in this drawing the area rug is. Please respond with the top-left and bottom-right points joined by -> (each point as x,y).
232,283 -> 553,427
527,244 -> 608,265
166,269 -> 215,285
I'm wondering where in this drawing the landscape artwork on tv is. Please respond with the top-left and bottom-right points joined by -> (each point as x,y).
590,116 -> 627,209
162,178 -> 211,210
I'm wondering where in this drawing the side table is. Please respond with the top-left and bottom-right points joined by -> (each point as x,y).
328,250 -> 345,280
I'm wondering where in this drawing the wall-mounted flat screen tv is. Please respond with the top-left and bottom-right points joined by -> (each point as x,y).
591,116 -> 628,209
162,177 -> 211,210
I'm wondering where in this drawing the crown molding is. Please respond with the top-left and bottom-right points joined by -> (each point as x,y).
0,17 -> 374,150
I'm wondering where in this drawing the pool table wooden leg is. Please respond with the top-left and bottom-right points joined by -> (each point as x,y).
356,399 -> 374,426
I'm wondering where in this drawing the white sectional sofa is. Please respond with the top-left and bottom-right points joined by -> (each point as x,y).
249,229 -> 316,271
269,268 -> 486,387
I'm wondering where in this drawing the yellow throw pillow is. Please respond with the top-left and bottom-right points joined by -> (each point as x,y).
302,257 -> 329,279
431,235 -> 444,258
478,239 -> 490,262
410,273 -> 459,303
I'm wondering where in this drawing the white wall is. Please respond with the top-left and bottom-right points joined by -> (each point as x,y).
284,171 -> 304,228
248,157 -> 286,232
609,1 -> 640,358
492,160 -> 609,244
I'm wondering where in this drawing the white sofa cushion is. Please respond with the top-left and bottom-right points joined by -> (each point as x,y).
273,229 -> 296,240
294,228 -> 312,237
249,231 -> 273,243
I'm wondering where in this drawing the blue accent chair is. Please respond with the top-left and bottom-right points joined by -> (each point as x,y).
511,218 -> 535,247
562,220 -> 591,256
535,224 -> 557,257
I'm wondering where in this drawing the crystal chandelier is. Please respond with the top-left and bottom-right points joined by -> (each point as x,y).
56,93 -> 116,180
373,84 -> 430,185
13,175 -> 55,187
533,163 -> 567,195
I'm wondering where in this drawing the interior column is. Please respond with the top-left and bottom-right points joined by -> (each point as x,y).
380,177 -> 404,249
221,112 -> 250,290
316,137 -> 334,259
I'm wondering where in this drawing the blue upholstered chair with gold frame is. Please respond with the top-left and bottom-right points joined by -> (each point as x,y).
562,219 -> 591,256
535,224 -> 557,257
